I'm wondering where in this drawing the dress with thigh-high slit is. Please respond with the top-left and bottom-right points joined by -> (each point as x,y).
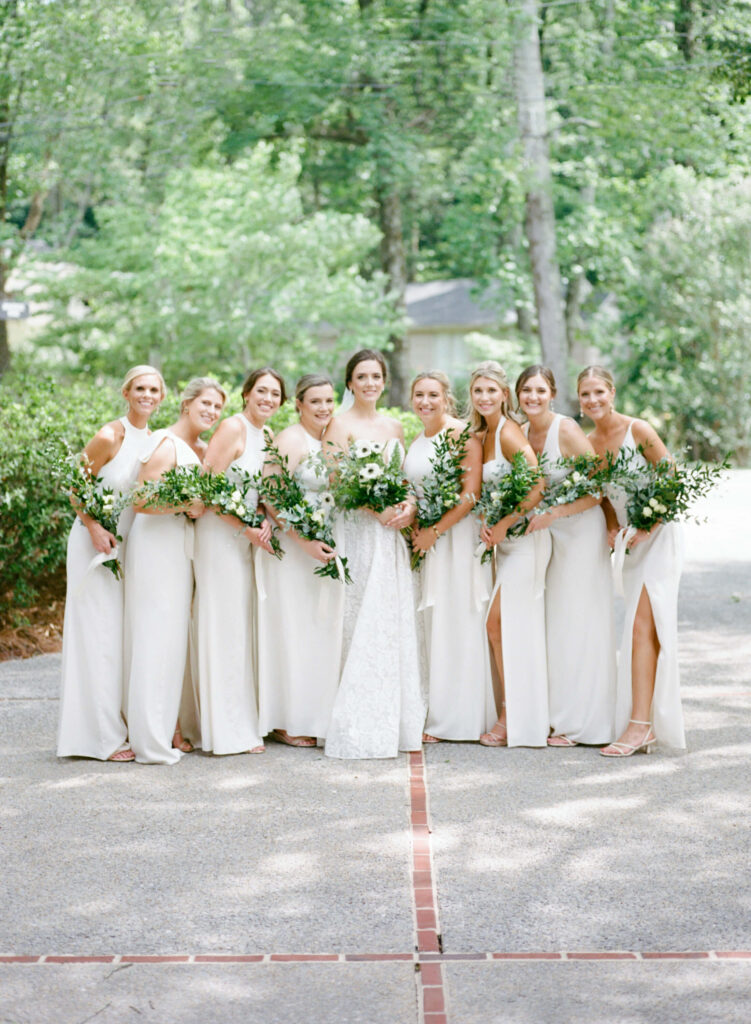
483,418 -> 550,747
605,422 -> 685,748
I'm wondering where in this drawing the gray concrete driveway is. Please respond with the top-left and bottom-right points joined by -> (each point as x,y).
1,472 -> 749,1023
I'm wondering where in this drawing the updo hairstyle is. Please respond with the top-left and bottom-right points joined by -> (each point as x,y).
410,370 -> 458,417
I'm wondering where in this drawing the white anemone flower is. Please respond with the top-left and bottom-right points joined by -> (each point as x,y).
353,440 -> 374,458
359,463 -> 383,483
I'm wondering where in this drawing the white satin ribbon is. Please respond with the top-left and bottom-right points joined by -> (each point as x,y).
73,544 -> 121,597
471,548 -> 491,611
612,526 -> 636,597
531,531 -> 548,600
254,545 -> 267,601
417,546 -> 438,612
183,519 -> 195,561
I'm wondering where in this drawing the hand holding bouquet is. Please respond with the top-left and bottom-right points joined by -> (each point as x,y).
203,467 -> 283,559
474,452 -> 543,564
409,425 -> 471,569
62,452 -> 129,578
258,438 -> 350,582
330,438 -> 410,516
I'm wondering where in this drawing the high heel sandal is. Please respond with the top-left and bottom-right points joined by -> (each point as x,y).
599,719 -> 656,758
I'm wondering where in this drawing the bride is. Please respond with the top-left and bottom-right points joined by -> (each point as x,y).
323,349 -> 426,759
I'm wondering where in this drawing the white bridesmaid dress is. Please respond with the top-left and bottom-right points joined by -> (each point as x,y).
536,414 -> 616,744
57,417 -> 150,759
193,415 -> 265,754
325,441 -> 426,759
606,423 -> 686,748
124,430 -> 200,765
484,418 -> 550,747
404,430 -> 496,740
257,432 -> 344,738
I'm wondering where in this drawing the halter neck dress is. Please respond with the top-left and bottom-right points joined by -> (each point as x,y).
605,421 -> 685,748
193,414 -> 266,754
404,428 -> 495,739
325,438 -> 426,759
531,414 -> 616,744
124,429 -> 201,764
58,416 -> 151,759
257,428 -> 344,739
483,417 -> 550,746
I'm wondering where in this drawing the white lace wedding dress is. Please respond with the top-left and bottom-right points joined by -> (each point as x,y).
325,441 -> 426,759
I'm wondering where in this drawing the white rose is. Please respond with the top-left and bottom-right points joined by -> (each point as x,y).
571,472 -> 582,483
649,497 -> 659,508
642,506 -> 652,517
231,489 -> 243,502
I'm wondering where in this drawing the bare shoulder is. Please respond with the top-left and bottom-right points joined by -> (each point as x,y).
212,413 -> 244,442
559,416 -> 594,456
630,418 -> 668,462
276,422 -> 307,459
380,412 -> 403,438
500,418 -> 527,447
83,418 -> 125,468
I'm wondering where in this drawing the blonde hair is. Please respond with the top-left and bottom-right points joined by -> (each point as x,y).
295,372 -> 334,405
410,370 -> 458,417
121,364 -> 165,398
467,361 -> 517,432
577,364 -> 615,392
180,377 -> 227,413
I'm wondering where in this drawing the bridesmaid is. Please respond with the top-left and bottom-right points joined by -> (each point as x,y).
470,361 -> 549,748
404,371 -> 495,742
516,365 -> 616,747
57,365 -> 164,761
578,366 -> 685,756
124,377 -> 226,765
257,373 -> 344,746
323,349 -> 426,759
193,367 -> 284,756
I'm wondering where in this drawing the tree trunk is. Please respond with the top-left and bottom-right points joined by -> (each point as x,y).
511,0 -> 571,411
376,182 -> 409,407
675,0 -> 697,61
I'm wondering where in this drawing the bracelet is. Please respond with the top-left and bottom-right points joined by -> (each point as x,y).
432,525 -> 441,539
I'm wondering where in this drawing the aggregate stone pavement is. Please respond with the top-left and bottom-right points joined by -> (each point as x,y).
1,471 -> 749,1023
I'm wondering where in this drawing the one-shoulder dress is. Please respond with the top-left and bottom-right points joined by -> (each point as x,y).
483,418 -> 550,747
325,441 -> 426,759
605,422 -> 685,748
536,414 -> 616,744
123,430 -> 201,765
193,414 -> 265,754
257,431 -> 344,739
57,416 -> 150,759
404,429 -> 495,740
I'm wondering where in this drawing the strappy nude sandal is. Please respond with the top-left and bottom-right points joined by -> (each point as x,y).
600,719 -> 656,758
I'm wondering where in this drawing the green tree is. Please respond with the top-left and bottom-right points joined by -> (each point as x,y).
30,146 -> 394,381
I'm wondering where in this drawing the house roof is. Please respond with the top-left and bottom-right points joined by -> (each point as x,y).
405,279 -> 507,329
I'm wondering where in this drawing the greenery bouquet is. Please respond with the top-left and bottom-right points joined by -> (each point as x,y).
474,452 -> 543,564
257,438 -> 349,582
330,439 -> 410,515
62,452 -> 130,579
408,424 -> 471,570
535,452 -> 602,513
606,451 -> 729,533
203,467 -> 283,560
